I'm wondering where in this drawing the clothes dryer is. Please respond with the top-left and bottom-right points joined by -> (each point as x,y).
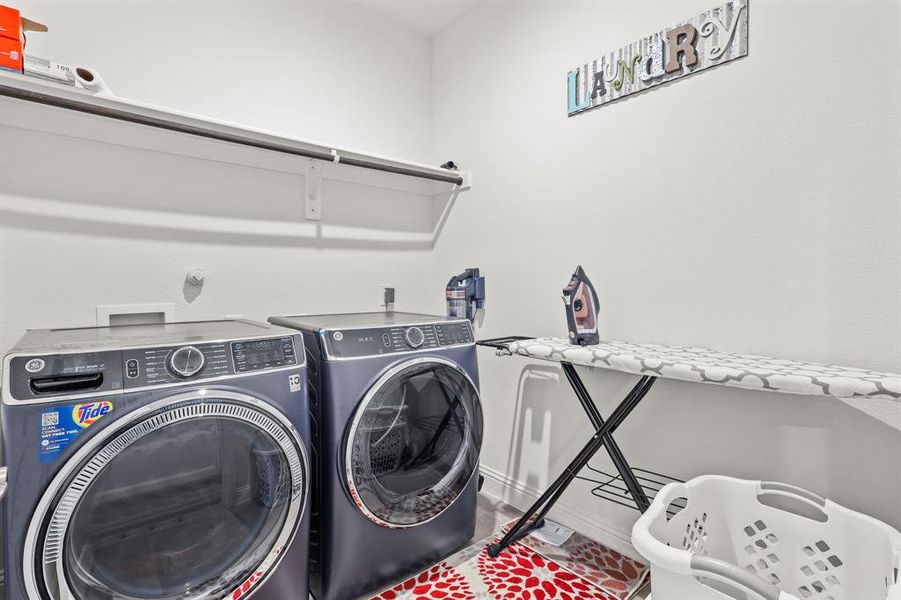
269,312 -> 483,600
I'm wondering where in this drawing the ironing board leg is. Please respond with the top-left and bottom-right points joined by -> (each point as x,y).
561,364 -> 652,511
487,374 -> 656,557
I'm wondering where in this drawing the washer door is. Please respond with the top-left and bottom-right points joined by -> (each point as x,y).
26,392 -> 308,600
346,357 -> 483,528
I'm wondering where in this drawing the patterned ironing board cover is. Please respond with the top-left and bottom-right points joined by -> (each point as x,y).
506,337 -> 901,431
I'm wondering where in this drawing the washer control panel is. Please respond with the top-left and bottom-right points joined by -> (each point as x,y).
323,321 -> 474,359
232,337 -> 297,373
123,342 -> 230,387
6,334 -> 303,401
121,336 -> 297,388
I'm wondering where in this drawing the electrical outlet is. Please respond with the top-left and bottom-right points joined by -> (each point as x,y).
380,284 -> 395,310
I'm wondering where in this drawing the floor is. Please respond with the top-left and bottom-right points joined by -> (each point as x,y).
473,493 -> 651,599
473,493 -> 523,541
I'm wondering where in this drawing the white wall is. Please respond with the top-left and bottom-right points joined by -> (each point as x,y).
14,0 -> 432,159
1,1 -> 439,353
430,0 -> 901,548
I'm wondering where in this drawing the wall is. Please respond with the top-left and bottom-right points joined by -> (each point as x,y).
0,1 -> 438,354
430,0 -> 901,550
13,0 -> 432,159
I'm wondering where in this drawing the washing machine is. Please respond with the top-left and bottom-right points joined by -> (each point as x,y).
0,319 -> 312,600
268,312 -> 483,600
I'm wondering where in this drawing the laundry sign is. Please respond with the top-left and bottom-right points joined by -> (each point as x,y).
567,0 -> 748,115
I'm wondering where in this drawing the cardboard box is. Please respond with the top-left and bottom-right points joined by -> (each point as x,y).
0,4 -> 47,73
0,4 -> 20,39
0,4 -> 22,71
0,32 -> 21,72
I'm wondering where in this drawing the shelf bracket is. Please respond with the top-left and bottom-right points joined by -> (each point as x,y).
305,150 -> 340,221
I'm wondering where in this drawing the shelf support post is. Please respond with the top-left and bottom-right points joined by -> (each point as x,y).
305,150 -> 340,221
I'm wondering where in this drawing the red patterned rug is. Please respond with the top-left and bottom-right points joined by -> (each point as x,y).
370,520 -> 649,600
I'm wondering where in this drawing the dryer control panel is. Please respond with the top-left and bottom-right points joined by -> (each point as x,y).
322,320 -> 474,359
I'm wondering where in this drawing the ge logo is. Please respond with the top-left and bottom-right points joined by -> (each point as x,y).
288,374 -> 302,393
26,358 -> 45,373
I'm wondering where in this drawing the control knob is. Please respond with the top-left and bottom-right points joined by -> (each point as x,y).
404,327 -> 425,348
168,346 -> 205,378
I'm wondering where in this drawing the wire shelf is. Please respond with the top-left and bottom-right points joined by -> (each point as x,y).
576,465 -> 686,516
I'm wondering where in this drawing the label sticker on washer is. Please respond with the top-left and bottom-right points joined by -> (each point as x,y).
288,374 -> 302,393
40,401 -> 113,463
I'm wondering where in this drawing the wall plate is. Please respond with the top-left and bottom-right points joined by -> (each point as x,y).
96,303 -> 175,327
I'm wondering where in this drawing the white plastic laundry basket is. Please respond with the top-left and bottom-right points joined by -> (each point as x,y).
632,475 -> 901,600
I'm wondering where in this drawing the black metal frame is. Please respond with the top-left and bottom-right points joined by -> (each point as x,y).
477,336 -> 662,557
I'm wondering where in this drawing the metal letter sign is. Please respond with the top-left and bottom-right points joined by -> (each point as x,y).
567,0 -> 749,116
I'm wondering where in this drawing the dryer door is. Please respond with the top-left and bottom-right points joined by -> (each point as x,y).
25,391 -> 308,600
346,357 -> 483,528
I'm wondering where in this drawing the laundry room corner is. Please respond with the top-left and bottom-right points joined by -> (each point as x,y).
427,0 -> 901,550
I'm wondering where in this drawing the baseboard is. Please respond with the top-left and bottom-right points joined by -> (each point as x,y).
478,464 -> 644,561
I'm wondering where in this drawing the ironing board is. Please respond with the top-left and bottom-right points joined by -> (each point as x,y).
477,336 -> 901,557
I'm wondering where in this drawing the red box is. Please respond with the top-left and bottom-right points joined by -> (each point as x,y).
0,34 -> 21,71
0,4 -> 20,39
0,4 -> 23,72
0,5 -> 47,73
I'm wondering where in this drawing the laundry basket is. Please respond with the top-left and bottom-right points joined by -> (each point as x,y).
632,475 -> 901,600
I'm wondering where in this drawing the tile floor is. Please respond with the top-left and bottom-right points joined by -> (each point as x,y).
473,493 -> 522,541
473,494 -> 651,599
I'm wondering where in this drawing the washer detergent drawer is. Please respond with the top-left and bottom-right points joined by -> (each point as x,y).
23,392 -> 309,600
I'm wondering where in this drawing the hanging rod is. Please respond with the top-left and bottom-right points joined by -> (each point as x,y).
0,72 -> 464,186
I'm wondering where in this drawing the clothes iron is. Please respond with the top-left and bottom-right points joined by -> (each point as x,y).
562,265 -> 599,346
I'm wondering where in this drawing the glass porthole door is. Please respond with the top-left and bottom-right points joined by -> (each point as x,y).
25,392 -> 308,600
346,358 -> 483,528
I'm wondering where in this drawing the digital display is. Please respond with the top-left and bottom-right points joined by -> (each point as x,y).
233,338 -> 296,372
243,340 -> 285,364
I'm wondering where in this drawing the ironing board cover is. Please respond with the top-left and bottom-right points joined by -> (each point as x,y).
506,338 -> 901,431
